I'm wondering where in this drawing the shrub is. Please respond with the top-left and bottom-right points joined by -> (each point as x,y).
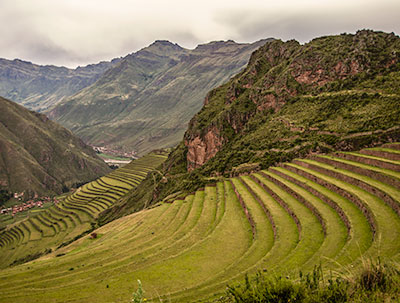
132,280 -> 145,303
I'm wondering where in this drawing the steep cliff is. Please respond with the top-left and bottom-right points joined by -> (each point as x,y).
184,30 -> 400,172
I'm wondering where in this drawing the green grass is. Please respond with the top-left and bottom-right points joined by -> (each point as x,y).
266,169 -> 348,270
272,165 -> 372,266
0,144 -> 399,302
343,151 -> 400,166
320,155 -> 400,180
297,159 -> 400,259
253,172 -> 325,272
0,152 -> 167,268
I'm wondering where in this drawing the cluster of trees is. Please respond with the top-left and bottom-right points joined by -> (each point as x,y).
0,190 -> 11,206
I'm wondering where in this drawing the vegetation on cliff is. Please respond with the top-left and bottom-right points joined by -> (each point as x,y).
98,30 -> 400,222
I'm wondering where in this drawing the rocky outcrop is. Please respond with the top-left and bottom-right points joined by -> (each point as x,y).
186,126 -> 224,171
183,30 -> 400,172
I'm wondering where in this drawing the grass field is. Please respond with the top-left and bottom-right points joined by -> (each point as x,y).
0,144 -> 399,302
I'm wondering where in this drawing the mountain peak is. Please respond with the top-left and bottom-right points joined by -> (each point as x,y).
135,40 -> 186,58
194,40 -> 238,51
146,40 -> 184,51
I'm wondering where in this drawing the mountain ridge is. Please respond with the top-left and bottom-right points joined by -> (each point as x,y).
0,57 -> 121,112
48,38 -> 272,155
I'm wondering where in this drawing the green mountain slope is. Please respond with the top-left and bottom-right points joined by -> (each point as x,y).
48,39 -> 271,155
0,97 -> 111,197
183,30 -> 400,174
0,58 -> 119,112
99,30 -> 400,221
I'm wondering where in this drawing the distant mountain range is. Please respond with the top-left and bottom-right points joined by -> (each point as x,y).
0,39 -> 271,156
43,39 -> 270,155
0,57 -> 120,112
0,96 -> 111,198
46,39 -> 271,155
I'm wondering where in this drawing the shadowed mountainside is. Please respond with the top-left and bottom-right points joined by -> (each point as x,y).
0,96 -> 111,198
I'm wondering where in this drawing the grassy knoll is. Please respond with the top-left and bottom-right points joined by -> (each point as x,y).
0,145 -> 399,302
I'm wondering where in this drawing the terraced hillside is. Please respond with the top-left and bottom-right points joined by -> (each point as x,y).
0,152 -> 167,268
0,143 -> 398,302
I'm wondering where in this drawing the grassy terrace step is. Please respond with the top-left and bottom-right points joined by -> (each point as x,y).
19,222 -> 32,243
252,172 -> 324,272
103,175 -> 139,187
42,211 -> 67,231
2,146 -> 400,302
88,181 -> 127,195
382,143 -> 400,150
338,151 -> 400,170
275,167 -> 372,266
301,158 -> 400,219
109,170 -> 146,178
294,159 -> 400,260
58,201 -> 97,221
45,210 -> 73,232
62,200 -> 100,216
96,177 -> 131,190
65,195 -> 108,212
13,225 -> 29,245
145,181 -> 247,301
2,184 -> 231,302
51,205 -> 82,226
281,163 -> 374,264
0,204 -> 178,290
333,152 -> 400,180
108,172 -> 144,182
80,186 -> 123,199
265,169 -> 348,269
30,216 -> 56,237
75,190 -> 121,202
360,147 -> 400,161
167,179 -> 275,302
0,208 -> 187,299
37,212 -> 62,234
24,219 -> 43,241
314,155 -> 400,190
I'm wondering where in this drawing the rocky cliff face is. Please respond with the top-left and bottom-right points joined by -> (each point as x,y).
184,30 -> 400,171
185,125 -> 224,170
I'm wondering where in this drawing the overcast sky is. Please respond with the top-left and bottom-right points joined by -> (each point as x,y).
1,0 -> 399,68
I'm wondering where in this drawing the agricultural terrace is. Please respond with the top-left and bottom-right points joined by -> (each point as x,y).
0,144 -> 399,302
0,152 -> 167,268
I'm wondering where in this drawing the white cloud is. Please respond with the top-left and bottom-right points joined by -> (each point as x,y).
0,0 -> 399,67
